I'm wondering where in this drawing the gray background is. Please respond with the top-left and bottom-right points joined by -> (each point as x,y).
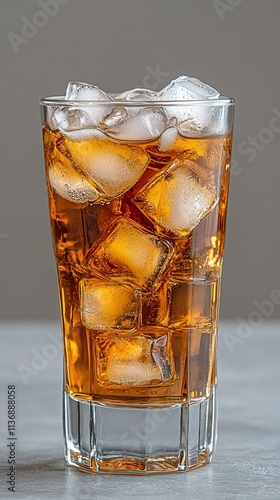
0,0 -> 279,320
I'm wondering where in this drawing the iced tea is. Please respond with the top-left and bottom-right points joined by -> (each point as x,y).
43,127 -> 231,403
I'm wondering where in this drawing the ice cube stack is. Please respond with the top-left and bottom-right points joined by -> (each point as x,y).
50,76 -> 221,144
45,76 -> 222,387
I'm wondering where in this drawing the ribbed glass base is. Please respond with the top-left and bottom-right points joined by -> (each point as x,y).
63,387 -> 217,474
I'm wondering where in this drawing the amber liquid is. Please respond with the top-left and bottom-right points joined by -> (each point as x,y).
43,127 -> 231,405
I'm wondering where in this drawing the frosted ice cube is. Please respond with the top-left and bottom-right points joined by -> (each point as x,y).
156,76 -> 220,134
48,157 -> 99,204
51,107 -> 103,141
51,107 -> 90,130
102,107 -> 127,128
66,81 -> 113,126
59,135 -> 149,200
135,156 -> 217,238
96,330 -> 174,386
158,125 -> 179,152
87,217 -> 173,291
178,105 -> 228,137
62,128 -> 104,142
157,76 -> 220,102
66,81 -> 110,100
104,107 -> 167,141
116,88 -> 157,101
49,81 -> 113,139
79,278 -> 139,330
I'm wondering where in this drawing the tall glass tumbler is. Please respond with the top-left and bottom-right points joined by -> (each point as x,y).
40,96 -> 234,474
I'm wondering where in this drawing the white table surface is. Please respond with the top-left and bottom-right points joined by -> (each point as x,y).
0,320 -> 279,500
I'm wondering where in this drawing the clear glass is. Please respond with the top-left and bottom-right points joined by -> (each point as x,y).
40,96 -> 234,474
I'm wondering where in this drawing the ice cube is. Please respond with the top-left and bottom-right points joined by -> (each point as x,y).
87,217 -> 173,291
178,118 -> 211,138
167,281 -> 218,328
49,81 -> 113,138
134,156 -> 217,238
149,329 -> 174,381
48,157 -> 100,204
157,76 -> 220,102
66,81 -> 113,126
141,284 -> 169,327
188,330 -> 213,399
102,107 -> 127,128
51,107 -> 103,141
79,278 -> 139,330
58,135 -> 149,200
104,107 -> 167,142
51,107 -> 90,130
156,76 -> 220,134
66,81 -> 111,101
95,330 -> 174,386
116,88 -> 157,101
158,125 -> 179,152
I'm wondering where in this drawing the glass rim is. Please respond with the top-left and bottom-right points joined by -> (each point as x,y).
40,95 -> 235,107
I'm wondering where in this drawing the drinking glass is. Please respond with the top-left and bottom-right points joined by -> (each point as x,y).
40,96 -> 234,473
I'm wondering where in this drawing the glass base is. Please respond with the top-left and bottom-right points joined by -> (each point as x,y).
63,387 -> 217,475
